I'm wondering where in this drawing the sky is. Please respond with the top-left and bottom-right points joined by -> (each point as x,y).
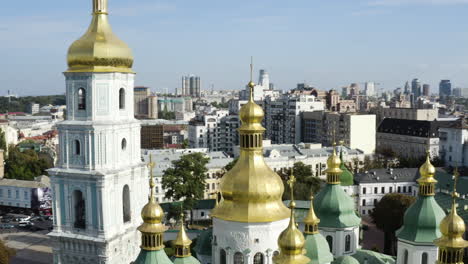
1,0 -> 468,96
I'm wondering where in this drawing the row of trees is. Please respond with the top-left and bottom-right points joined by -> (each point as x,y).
0,95 -> 65,113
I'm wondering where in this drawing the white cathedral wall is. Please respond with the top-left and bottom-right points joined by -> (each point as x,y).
319,226 -> 359,258
212,218 -> 289,264
396,240 -> 438,264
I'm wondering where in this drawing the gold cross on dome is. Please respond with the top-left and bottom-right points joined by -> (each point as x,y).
452,168 -> 460,199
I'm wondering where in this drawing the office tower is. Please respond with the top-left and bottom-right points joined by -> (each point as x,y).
365,82 -> 375,96
182,75 -> 201,97
439,80 -> 452,97
411,78 -> 422,98
259,69 -> 270,89
404,81 -> 410,94
423,84 -> 430,96
134,87 -> 158,119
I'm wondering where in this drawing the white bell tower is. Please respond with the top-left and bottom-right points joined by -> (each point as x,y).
48,1 -> 148,263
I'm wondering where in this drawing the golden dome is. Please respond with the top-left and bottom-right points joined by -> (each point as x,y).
174,215 -> 192,248
325,145 -> 342,176
419,152 -> 436,179
211,64 -> 289,223
303,196 -> 320,234
434,172 -> 468,250
66,0 -> 134,73
274,175 -> 310,264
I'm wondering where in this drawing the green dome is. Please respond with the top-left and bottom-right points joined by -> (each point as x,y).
314,184 -> 361,228
173,256 -> 200,264
194,228 -> 212,256
340,163 -> 354,186
134,249 -> 173,264
332,256 -> 360,264
397,196 -> 445,243
304,234 -> 334,264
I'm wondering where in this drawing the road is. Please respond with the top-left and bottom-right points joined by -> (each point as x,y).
0,227 -> 53,263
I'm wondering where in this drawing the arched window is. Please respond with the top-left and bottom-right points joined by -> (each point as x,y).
326,235 -> 333,252
421,252 -> 428,264
220,249 -> 226,264
121,138 -> 127,151
273,251 -> 279,257
73,190 -> 86,229
119,88 -> 125,109
122,185 -> 131,223
345,234 -> 351,252
234,252 -> 244,264
78,88 -> 86,110
74,140 -> 81,155
404,249 -> 409,264
253,253 -> 264,264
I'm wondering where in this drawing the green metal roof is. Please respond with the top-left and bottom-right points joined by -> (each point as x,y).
173,256 -> 201,264
396,196 -> 445,243
332,256 -> 360,264
340,163 -> 354,186
314,184 -> 361,228
194,228 -> 212,256
134,249 -> 174,264
304,233 -> 334,264
352,249 -> 396,264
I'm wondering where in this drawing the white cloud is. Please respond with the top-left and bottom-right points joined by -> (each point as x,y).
368,0 -> 468,6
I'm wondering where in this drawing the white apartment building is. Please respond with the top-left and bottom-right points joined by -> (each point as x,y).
265,94 -> 325,144
188,109 -> 239,153
142,149 -> 232,203
439,120 -> 468,166
0,175 -> 52,212
302,111 -> 376,154
373,107 -> 438,125
234,141 -> 365,178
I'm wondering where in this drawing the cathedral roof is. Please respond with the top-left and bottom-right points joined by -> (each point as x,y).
173,256 -> 200,264
351,249 -> 396,264
304,234 -> 334,264
332,256 -> 359,264
134,250 -> 173,264
314,184 -> 361,228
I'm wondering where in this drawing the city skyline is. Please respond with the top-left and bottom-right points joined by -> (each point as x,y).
2,0 -> 468,95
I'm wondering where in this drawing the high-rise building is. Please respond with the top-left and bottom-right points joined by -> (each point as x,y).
439,80 -> 452,97
423,84 -> 430,96
411,78 -> 422,98
134,86 -> 158,119
182,75 -> 201,97
48,1 -> 148,263
259,69 -> 270,89
364,82 -> 375,97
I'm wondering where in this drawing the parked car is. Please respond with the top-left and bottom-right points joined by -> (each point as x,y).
18,221 -> 33,227
0,224 -> 15,229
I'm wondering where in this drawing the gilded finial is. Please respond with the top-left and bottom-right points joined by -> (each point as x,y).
93,0 -> 108,14
248,57 -> 255,100
303,194 -> 320,234
417,145 -> 437,196
174,211 -> 193,257
434,167 -> 468,263
147,155 -> 156,201
288,168 -> 296,207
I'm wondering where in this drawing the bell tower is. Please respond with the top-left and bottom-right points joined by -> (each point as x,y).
48,0 -> 148,263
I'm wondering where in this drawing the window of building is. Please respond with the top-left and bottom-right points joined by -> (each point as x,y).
345,234 -> 351,252
0,189 -> 3,197
363,187 -> 366,194
220,249 -> 227,264
234,252 -> 244,264
122,185 -> 131,223
73,190 -> 86,229
421,252 -> 428,264
374,187 -> 378,194
121,138 -> 127,151
362,199 -> 366,206
404,250 -> 409,264
381,187 -> 385,194
119,88 -> 125,109
374,199 -> 377,205
326,236 -> 333,252
201,212 -> 205,217
15,190 -> 19,199
362,210 -> 366,215
212,183 -> 215,189
398,186 -> 401,193
253,253 -> 264,264
7,190 -> 11,198
74,140 -> 81,155
78,88 -> 86,110
403,186 -> 407,193
390,187 -> 393,193
409,186 -> 412,193
24,191 -> 28,200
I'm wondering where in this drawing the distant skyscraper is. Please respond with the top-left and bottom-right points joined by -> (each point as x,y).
259,69 -> 270,89
452,87 -> 462,97
439,80 -> 452,97
422,84 -> 430,96
404,81 -> 410,95
364,82 -> 375,97
181,75 -> 201,97
411,78 -> 422,98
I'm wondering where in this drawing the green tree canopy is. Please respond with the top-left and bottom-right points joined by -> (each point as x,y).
161,153 -> 210,210
279,162 -> 325,200
370,193 -> 416,255
0,129 -> 6,152
4,146 -> 52,180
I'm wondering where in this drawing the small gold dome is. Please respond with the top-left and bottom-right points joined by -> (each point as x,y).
417,152 -> 437,185
440,208 -> 466,239
141,200 -> 164,224
67,0 -> 134,73
303,196 -> 320,227
325,147 -> 342,174
174,215 -> 192,247
239,100 -> 264,128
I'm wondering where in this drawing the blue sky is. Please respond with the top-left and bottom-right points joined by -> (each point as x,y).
1,0 -> 468,95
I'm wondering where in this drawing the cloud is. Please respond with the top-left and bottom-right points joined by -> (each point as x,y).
367,0 -> 468,6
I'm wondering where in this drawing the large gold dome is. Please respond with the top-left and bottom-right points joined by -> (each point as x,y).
66,0 -> 134,73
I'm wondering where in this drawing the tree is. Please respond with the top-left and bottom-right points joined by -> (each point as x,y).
279,162 -> 325,200
181,139 -> 189,149
4,146 -> 52,180
162,153 -> 210,211
0,129 -> 6,152
370,193 -> 416,255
